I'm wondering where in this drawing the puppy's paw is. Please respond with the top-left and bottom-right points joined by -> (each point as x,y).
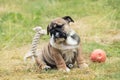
59,67 -> 70,72
66,67 -> 70,72
79,63 -> 88,69
42,65 -> 51,71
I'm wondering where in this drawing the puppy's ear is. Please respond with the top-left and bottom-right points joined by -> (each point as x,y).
47,25 -> 50,35
62,16 -> 74,23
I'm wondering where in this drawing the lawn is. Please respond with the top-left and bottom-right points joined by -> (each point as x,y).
0,0 -> 120,80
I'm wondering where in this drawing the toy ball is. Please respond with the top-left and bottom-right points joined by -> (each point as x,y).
90,49 -> 106,63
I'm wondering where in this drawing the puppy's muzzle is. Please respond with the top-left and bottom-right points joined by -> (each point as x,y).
50,28 -> 67,39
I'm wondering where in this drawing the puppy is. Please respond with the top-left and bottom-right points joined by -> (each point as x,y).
25,16 -> 88,72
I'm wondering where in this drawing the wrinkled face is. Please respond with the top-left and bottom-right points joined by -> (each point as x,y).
47,16 -> 80,45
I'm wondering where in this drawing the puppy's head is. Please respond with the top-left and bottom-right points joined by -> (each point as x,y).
47,16 -> 80,45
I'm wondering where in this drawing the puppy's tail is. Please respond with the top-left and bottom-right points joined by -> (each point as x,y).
24,26 -> 46,62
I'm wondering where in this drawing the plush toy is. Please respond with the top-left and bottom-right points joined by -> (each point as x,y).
24,26 -> 46,62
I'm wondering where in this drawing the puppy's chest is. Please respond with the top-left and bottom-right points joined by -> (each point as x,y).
61,49 -> 77,63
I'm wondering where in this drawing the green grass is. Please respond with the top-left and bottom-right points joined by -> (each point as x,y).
0,0 -> 120,80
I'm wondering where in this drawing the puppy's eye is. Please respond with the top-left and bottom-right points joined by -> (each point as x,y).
58,26 -> 62,28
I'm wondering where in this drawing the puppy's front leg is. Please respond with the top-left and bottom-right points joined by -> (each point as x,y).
76,44 -> 88,69
35,56 -> 51,70
51,48 -> 70,72
35,52 -> 51,70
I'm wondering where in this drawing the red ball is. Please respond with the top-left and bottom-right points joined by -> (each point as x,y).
90,49 -> 106,63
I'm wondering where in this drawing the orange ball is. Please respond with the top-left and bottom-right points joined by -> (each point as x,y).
90,49 -> 106,63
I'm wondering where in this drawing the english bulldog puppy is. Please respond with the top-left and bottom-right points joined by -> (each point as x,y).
25,16 -> 88,72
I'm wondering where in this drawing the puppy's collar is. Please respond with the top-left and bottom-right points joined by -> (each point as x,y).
50,35 -> 79,50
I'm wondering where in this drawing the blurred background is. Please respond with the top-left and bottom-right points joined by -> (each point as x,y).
0,0 -> 119,49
